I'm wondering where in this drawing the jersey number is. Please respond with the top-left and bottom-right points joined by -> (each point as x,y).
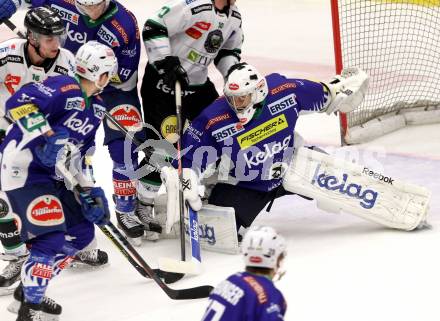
5,74 -> 21,95
201,299 -> 226,321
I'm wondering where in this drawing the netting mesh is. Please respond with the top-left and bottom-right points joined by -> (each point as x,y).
335,0 -> 440,128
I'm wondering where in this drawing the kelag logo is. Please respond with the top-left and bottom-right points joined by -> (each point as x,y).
185,223 -> 216,245
311,164 -> 378,209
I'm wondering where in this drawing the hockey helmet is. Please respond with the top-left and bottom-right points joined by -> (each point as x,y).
75,41 -> 118,93
24,7 -> 65,36
224,63 -> 268,125
241,226 -> 287,270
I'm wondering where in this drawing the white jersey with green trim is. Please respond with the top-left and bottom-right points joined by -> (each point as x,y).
0,38 -> 75,130
144,0 -> 243,85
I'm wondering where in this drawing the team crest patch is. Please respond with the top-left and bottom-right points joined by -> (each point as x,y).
0,198 -> 9,218
26,195 -> 64,226
107,105 -> 142,132
204,29 -> 223,53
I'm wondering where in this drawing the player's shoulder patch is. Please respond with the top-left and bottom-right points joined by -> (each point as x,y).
54,65 -> 69,76
231,10 -> 241,20
191,3 -> 213,15
242,275 -> 269,304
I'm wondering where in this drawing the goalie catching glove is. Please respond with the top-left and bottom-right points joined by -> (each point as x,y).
321,67 -> 369,114
160,167 -> 204,233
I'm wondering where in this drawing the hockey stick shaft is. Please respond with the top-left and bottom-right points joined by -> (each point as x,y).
1,18 -> 26,38
175,80 -> 186,261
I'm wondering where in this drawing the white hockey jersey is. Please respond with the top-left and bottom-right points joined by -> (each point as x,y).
144,0 -> 243,85
0,38 -> 75,130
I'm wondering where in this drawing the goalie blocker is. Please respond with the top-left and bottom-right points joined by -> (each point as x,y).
282,147 -> 431,230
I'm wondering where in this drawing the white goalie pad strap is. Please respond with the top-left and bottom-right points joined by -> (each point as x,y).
159,167 -> 180,234
282,147 -> 431,230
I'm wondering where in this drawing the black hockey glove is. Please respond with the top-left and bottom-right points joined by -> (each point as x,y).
154,56 -> 189,89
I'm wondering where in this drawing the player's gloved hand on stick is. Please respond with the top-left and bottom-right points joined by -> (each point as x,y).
78,187 -> 110,226
0,0 -> 18,20
322,67 -> 369,114
154,56 -> 189,89
35,127 -> 69,167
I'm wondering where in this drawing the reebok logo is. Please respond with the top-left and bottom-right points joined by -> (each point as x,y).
362,167 -> 394,185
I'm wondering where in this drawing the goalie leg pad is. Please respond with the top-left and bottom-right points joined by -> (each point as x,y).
282,147 -> 431,230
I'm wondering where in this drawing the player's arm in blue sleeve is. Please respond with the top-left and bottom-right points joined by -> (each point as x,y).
5,81 -> 58,137
180,114 -> 221,175
285,77 -> 331,114
110,13 -> 141,91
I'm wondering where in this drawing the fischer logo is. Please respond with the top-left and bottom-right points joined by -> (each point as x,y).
243,135 -> 291,168
51,5 -> 79,25
268,94 -> 297,115
362,167 -> 394,185
212,122 -> 244,142
311,164 -> 379,209
66,23 -> 87,45
63,112 -> 94,135
97,25 -> 120,47
26,196 -> 64,226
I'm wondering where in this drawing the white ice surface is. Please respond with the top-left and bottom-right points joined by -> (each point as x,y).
1,0 -> 440,320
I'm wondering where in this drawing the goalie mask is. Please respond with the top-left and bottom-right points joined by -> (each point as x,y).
224,63 -> 268,125
75,41 -> 118,94
241,226 -> 287,277
75,0 -> 110,19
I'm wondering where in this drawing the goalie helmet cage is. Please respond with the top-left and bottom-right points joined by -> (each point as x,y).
330,0 -> 440,145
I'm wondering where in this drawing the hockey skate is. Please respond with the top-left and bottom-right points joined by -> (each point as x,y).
8,283 -> 61,321
70,249 -> 109,268
116,211 -> 144,246
135,201 -> 162,241
0,253 -> 29,296
15,301 -> 43,321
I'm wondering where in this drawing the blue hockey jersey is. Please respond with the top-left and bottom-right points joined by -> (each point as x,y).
30,0 -> 141,92
181,73 -> 329,192
1,75 -> 106,191
201,272 -> 287,321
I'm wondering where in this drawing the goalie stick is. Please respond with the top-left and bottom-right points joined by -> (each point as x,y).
102,82 -> 203,274
55,150 -> 214,299
158,80 -> 202,274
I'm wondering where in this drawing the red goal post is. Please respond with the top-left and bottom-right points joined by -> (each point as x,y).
331,0 -> 440,145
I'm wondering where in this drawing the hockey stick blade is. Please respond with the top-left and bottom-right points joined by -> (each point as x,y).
167,284 -> 214,300
158,257 -> 202,275
100,225 -> 184,284
107,222 -> 213,299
